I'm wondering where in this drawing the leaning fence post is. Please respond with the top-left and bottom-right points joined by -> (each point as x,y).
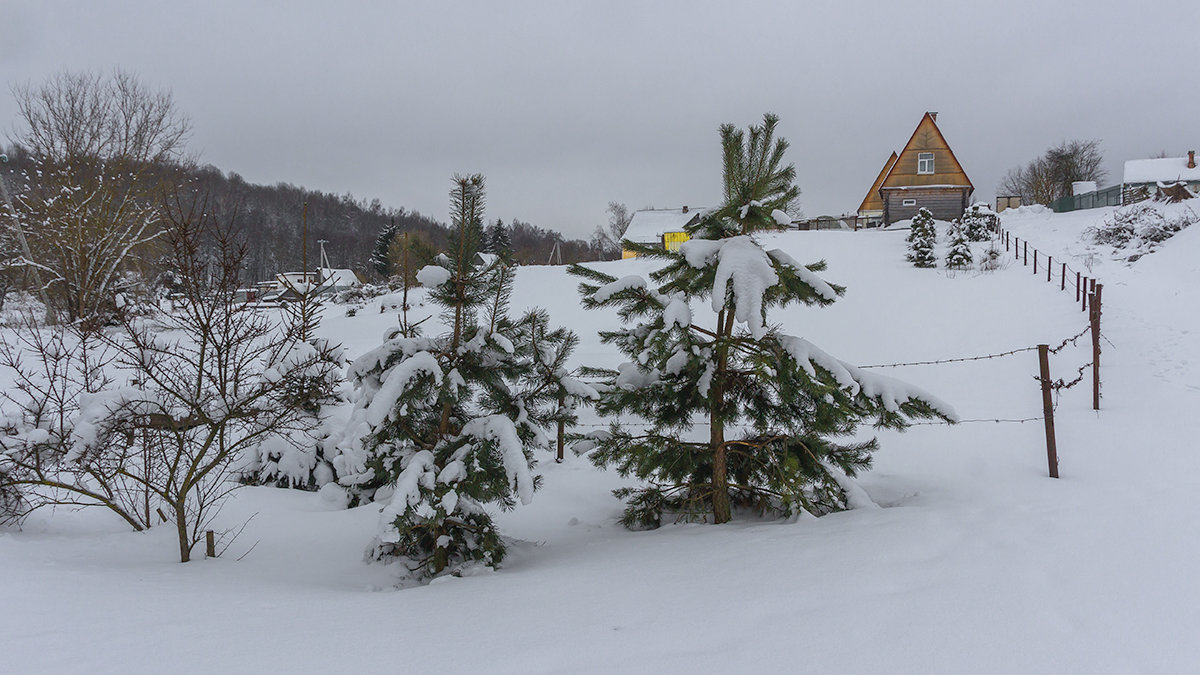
1047,255 -> 1052,282
1038,344 -> 1059,478
1091,283 -> 1102,411
205,530 -> 216,558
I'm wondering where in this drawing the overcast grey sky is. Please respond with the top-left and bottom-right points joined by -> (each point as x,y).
3,1 -> 1196,238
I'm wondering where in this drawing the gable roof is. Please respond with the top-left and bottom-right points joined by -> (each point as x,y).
623,208 -> 706,244
319,268 -> 360,288
879,112 -> 973,192
858,152 -> 898,214
1123,156 -> 1200,184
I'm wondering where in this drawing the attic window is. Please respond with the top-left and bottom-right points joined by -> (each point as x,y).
902,198 -> 917,207
918,152 -> 935,174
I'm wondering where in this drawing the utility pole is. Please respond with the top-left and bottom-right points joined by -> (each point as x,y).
301,201 -> 309,282
0,154 -> 56,325
317,239 -> 330,270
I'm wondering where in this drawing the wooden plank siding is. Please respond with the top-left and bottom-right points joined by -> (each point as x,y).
870,112 -> 974,225
882,187 -> 971,224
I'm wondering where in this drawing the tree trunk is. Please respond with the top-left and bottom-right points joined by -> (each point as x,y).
711,418 -> 731,524
174,502 -> 191,563
710,309 -> 734,524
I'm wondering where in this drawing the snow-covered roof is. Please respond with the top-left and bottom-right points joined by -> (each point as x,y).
319,268 -> 360,288
623,208 -> 707,244
1123,157 -> 1200,184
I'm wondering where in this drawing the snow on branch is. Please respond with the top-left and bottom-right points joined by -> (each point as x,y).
779,336 -> 958,420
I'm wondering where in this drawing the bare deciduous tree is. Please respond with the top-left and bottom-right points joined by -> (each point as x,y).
1,194 -> 340,562
6,69 -> 191,325
589,201 -> 633,259
998,139 -> 1107,206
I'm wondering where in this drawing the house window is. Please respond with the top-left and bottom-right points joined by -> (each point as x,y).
917,152 -> 934,174
902,198 -> 917,207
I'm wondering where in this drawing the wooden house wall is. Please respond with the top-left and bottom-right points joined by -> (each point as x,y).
883,188 -> 970,224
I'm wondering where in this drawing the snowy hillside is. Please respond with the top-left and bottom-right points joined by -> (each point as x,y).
4,207 -> 1200,672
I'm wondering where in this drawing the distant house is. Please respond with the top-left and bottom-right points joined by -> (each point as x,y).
317,267 -> 361,292
621,207 -> 706,258
857,112 -> 974,226
1122,151 -> 1199,204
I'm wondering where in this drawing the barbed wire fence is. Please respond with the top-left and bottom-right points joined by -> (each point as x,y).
567,226 -> 1106,476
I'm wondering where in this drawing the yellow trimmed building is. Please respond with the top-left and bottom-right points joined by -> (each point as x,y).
621,207 -> 706,258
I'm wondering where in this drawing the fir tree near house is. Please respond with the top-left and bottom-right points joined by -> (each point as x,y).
569,114 -> 954,529
944,221 -> 974,270
906,207 -> 938,268
335,174 -> 595,579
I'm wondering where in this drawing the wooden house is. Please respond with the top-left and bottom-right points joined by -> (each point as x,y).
857,113 -> 974,226
1122,151 -> 1199,205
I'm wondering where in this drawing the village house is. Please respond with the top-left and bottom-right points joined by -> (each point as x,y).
621,206 -> 706,258
857,112 -> 974,226
1122,151 -> 1199,204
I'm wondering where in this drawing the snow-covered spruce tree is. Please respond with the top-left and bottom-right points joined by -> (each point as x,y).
371,219 -> 400,278
944,221 -> 973,270
335,174 -> 594,579
906,207 -> 938,268
569,114 -> 954,528
960,202 -> 998,242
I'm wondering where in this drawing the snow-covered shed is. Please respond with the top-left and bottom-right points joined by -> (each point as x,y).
1122,152 -> 1200,204
318,268 -> 361,292
622,207 -> 706,258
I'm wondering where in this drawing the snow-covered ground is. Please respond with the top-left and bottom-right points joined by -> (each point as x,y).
3,206 -> 1200,673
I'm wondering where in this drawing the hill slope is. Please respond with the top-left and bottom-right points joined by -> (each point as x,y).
2,210 -> 1199,673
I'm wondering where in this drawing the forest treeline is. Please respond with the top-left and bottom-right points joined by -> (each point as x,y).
2,149 -> 608,286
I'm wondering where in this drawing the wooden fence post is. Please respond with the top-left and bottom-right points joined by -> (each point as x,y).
1024,241 -> 1028,265
1047,255 -> 1052,282
1082,277 -> 1088,311
1092,283 -> 1103,411
205,530 -> 215,558
1038,344 -> 1059,478
1075,271 -> 1080,302
1061,262 -> 1066,290
1034,249 -> 1038,274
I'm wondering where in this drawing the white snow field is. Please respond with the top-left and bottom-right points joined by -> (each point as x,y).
3,207 -> 1200,673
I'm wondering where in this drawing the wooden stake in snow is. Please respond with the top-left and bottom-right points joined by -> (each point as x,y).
1091,284 -> 1103,411
205,530 -> 216,558
1038,344 -> 1059,479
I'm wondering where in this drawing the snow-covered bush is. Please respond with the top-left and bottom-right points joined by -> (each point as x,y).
0,198 -> 342,562
333,175 -> 594,580
570,114 -> 953,529
960,202 -> 998,242
1086,202 -> 1197,258
906,208 -> 938,268
944,221 -> 973,270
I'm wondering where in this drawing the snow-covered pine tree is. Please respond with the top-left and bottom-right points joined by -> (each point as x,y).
944,220 -> 973,270
371,219 -> 400,278
906,207 -> 938,268
569,114 -> 954,529
334,174 -> 594,579
960,202 -> 998,242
